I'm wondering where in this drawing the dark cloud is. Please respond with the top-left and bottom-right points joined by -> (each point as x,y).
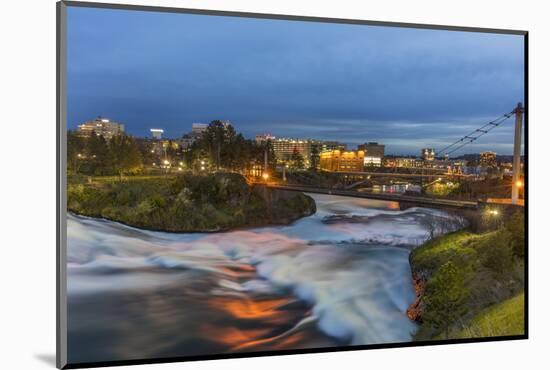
67,7 -> 524,155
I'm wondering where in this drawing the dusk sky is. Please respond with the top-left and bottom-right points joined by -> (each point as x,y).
67,6 -> 525,155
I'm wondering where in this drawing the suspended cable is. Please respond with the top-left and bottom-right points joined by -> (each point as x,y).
436,112 -> 514,157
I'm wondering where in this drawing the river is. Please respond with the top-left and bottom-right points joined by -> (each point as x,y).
67,193 -> 448,364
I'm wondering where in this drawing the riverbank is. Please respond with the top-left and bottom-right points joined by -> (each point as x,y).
408,212 -> 525,340
68,172 -> 316,232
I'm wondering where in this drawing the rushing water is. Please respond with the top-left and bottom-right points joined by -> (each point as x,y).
67,193 -> 447,364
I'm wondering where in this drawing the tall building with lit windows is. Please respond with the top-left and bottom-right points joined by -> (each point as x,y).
77,117 -> 125,139
271,138 -> 312,164
320,150 -> 365,172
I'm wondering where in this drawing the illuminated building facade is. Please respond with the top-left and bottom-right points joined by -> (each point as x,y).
272,138 -> 312,164
311,140 -> 347,153
255,133 -> 276,144
480,151 -> 497,167
383,157 -> 423,168
358,142 -> 385,167
421,148 -> 436,161
77,117 -> 125,139
150,128 -> 164,140
320,150 -> 365,172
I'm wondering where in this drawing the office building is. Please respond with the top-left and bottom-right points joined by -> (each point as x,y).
271,138 -> 312,164
383,157 -> 423,168
480,151 -> 497,167
150,128 -> 164,140
191,123 -> 208,134
358,142 -> 385,167
255,133 -> 276,144
320,149 -> 365,172
311,140 -> 347,153
77,117 -> 125,139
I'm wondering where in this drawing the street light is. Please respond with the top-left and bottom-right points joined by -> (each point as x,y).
262,173 -> 269,181
516,180 -> 523,188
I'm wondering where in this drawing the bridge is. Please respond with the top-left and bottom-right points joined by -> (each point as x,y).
263,183 -> 479,210
320,169 -> 472,179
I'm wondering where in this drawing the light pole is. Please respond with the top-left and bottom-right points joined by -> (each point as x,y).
511,102 -> 524,204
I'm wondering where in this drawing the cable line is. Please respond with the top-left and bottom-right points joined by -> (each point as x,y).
436,111 -> 514,157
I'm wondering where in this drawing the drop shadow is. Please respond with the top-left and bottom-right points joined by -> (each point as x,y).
34,353 -> 56,367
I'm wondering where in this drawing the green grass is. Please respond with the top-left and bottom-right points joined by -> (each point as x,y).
457,292 -> 525,338
411,227 -> 525,341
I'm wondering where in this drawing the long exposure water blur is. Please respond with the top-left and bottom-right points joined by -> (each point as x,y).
67,193 -> 449,363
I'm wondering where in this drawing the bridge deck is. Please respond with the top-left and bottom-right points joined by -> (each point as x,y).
265,184 -> 479,210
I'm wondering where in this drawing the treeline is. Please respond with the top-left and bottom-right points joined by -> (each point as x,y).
184,120 -> 276,173
67,131 -> 143,176
67,120 -> 283,177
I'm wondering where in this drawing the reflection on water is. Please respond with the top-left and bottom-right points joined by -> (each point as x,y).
67,193 -> 447,364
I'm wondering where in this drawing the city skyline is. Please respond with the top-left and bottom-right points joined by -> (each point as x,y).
67,7 -> 525,155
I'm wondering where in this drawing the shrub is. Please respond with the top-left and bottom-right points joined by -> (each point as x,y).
506,212 -> 525,258
479,229 -> 514,277
423,261 -> 468,339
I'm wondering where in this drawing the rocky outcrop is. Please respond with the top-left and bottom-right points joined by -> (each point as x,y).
406,273 -> 425,322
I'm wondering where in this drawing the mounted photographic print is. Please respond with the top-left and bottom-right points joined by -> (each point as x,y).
57,1 -> 528,368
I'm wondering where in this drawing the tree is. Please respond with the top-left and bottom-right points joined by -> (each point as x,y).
423,261 -> 468,339
506,211 -> 525,258
290,147 -> 305,170
110,134 -> 143,178
203,120 -> 235,170
67,130 -> 86,175
309,144 -> 320,171
481,229 -> 514,276
86,132 -> 111,175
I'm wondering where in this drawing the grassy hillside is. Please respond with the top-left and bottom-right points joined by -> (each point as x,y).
410,214 -> 525,340
68,173 -> 316,232
457,292 -> 525,339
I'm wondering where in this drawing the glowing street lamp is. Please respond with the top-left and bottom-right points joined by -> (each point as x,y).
489,209 -> 499,216
262,173 -> 269,181
516,180 -> 523,188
